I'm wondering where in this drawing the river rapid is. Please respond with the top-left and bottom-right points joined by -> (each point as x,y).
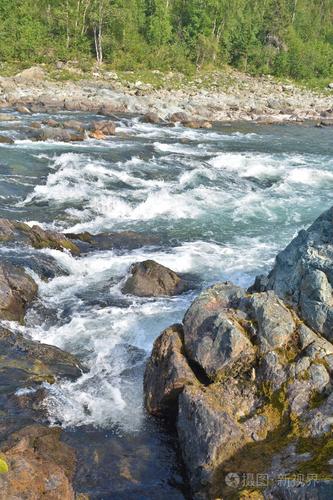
0,111 -> 332,498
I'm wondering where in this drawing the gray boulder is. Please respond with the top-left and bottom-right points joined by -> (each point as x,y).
122,260 -> 189,297
264,206 -> 333,341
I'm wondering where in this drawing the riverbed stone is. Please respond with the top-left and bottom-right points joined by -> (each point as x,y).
0,327 -> 83,390
122,260 -> 189,297
0,218 -> 80,255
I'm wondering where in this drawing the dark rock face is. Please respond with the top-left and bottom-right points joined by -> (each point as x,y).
144,276 -> 333,498
144,324 -> 197,417
0,218 -> 80,255
31,127 -> 84,142
263,206 -> 333,341
0,263 -> 37,322
0,425 -> 76,499
122,260 -> 189,297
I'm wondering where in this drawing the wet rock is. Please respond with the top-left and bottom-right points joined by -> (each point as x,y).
142,112 -> 160,124
319,119 -> 333,126
89,130 -> 105,140
0,327 -> 83,391
66,230 -> 160,252
182,120 -> 212,129
0,218 -> 80,255
169,112 -> 189,123
0,424 -> 76,499
90,120 -> 116,136
30,121 -> 42,129
144,324 -> 197,417
0,135 -> 14,144
263,205 -> 333,341
15,105 -> 31,114
31,127 -> 85,142
42,118 -> 61,127
0,263 -> 37,322
62,119 -> 85,131
122,260 -> 189,297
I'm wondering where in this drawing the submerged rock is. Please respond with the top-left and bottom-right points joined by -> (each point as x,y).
182,120 -> 212,129
90,120 -> 116,136
66,230 -> 160,252
122,260 -> 189,297
0,327 -> 83,390
0,218 -> 80,255
0,263 -> 37,322
0,425 -> 76,499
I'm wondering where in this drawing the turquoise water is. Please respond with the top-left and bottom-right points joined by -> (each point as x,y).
0,112 -> 332,497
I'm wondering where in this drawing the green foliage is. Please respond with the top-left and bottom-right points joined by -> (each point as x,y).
0,0 -> 331,81
0,458 -> 8,474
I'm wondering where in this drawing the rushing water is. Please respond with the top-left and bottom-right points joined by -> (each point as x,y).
0,111 -> 332,497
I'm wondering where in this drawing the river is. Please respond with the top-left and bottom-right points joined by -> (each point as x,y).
0,112 -> 332,498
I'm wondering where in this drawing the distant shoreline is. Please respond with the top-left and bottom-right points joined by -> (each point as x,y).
0,66 -> 332,125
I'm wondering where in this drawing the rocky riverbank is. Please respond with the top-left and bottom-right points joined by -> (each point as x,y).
0,218 -> 183,498
144,206 -> 333,499
0,65 -> 332,125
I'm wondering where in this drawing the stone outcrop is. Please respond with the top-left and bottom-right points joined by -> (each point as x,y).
0,219 -> 80,255
258,206 -> 333,342
144,205 -> 333,499
122,260 -> 189,297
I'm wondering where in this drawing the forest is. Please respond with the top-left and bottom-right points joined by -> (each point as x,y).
0,0 -> 332,80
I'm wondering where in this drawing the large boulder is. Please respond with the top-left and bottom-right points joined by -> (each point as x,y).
0,219 -> 80,255
122,260 -> 189,297
144,278 -> 333,498
0,425 -> 76,499
261,206 -> 333,341
0,263 -> 37,322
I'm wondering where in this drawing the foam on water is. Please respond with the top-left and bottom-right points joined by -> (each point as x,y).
2,115 -> 333,433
